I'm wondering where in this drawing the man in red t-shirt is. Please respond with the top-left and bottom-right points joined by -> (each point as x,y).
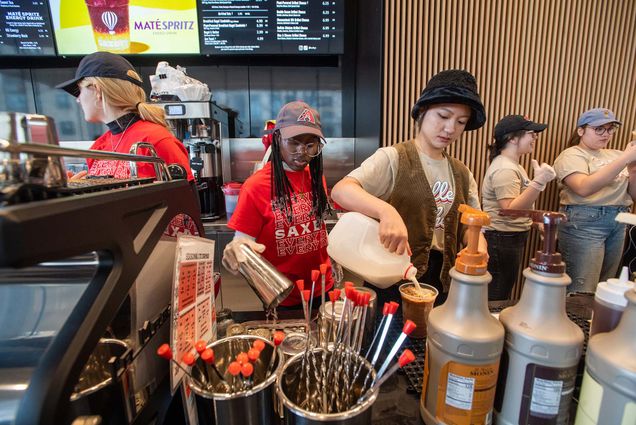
222,101 -> 334,307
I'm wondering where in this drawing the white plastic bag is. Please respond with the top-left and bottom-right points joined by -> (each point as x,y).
149,61 -> 211,101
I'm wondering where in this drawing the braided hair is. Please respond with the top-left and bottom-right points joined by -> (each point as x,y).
270,130 -> 332,224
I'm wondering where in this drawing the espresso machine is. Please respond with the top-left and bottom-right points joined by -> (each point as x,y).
161,100 -> 226,219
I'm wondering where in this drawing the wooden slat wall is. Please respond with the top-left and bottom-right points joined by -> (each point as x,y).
382,0 -> 636,298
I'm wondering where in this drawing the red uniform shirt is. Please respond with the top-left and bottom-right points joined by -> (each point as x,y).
228,162 -> 333,306
87,119 -> 194,181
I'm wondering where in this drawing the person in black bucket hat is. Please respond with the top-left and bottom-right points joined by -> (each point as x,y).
411,69 -> 486,131
332,69 -> 487,306
481,114 -> 555,301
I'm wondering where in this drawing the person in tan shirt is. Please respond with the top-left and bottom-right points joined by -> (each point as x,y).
553,108 -> 636,293
481,115 -> 555,300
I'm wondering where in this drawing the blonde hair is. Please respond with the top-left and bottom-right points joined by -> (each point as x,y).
80,73 -> 168,128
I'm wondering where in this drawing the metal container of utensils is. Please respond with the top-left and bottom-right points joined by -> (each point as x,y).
318,301 -> 360,347
277,348 -> 378,424
0,112 -> 67,189
188,335 -> 283,425
69,338 -> 132,423
238,244 -> 295,311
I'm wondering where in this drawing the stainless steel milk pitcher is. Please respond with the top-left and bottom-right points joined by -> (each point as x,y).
238,244 -> 294,311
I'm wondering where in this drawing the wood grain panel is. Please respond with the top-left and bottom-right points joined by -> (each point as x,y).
382,0 -> 636,298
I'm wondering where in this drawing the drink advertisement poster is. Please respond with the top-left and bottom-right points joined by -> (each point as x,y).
170,234 -> 216,393
48,0 -> 199,55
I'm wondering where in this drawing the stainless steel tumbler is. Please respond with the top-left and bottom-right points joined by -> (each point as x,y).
238,244 -> 294,311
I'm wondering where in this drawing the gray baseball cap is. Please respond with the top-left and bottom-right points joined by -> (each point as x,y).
274,101 -> 325,141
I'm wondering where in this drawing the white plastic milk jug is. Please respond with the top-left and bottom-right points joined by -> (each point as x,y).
327,212 -> 417,288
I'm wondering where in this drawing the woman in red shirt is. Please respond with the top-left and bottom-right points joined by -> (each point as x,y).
56,51 -> 193,182
221,101 -> 334,307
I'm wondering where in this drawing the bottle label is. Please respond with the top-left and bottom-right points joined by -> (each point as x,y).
519,363 -> 577,424
435,360 -> 499,425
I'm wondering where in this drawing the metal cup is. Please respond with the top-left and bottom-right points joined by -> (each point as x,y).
187,335 -> 283,425
69,339 -> 132,424
238,245 -> 294,311
318,300 -> 360,346
277,348 -> 378,424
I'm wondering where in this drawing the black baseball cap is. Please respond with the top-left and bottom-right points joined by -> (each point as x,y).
493,115 -> 548,141
56,52 -> 144,97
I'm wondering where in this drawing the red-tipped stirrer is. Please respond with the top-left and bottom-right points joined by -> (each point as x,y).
253,339 -> 266,352
319,263 -> 328,315
360,349 -> 416,401
295,279 -> 305,292
157,344 -> 205,387
201,347 -> 231,390
236,352 -> 249,365
247,348 -> 261,362
296,279 -> 306,322
227,360 -> 242,391
302,289 -> 311,330
375,320 -> 417,380
266,331 -> 285,377
354,292 -> 372,353
309,269 -> 320,320
241,362 -> 254,389
328,290 -> 339,345
364,302 -> 391,359
194,339 -> 207,354
370,301 -> 399,366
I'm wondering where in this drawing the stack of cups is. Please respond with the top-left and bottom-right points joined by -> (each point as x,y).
222,182 -> 242,220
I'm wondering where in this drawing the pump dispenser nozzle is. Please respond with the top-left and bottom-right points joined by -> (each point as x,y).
455,204 -> 490,275
500,209 -> 567,274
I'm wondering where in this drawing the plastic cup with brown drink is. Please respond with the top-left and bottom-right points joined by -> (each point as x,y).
399,282 -> 438,338
84,0 -> 131,53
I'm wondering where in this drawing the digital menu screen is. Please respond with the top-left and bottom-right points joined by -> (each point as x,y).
198,0 -> 344,55
0,0 -> 55,56
48,0 -> 200,55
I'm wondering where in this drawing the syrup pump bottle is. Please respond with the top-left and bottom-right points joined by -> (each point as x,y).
494,210 -> 584,425
574,288 -> 636,424
420,204 -> 505,425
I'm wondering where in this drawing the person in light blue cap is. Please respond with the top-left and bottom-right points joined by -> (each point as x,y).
553,108 -> 636,293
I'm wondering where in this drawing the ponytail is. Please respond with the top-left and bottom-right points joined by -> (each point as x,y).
488,129 -> 526,162
84,74 -> 169,129
567,128 -> 582,147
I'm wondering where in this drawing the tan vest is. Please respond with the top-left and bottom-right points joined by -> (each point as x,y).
389,140 -> 470,291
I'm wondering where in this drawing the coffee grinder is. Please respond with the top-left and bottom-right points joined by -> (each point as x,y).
161,101 -> 225,219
